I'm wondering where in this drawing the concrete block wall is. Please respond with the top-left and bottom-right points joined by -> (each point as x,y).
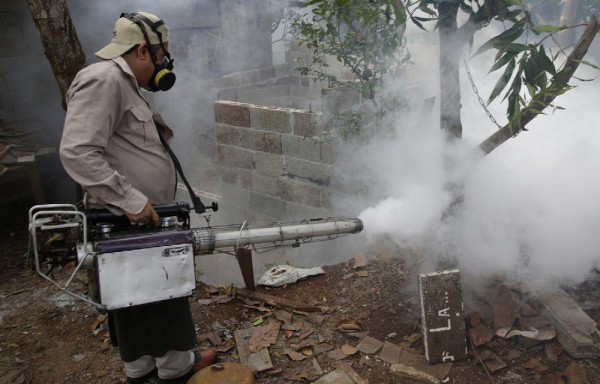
212,40 -> 357,113
214,100 -> 337,221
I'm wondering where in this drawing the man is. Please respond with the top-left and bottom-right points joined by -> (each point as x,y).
59,10 -> 216,384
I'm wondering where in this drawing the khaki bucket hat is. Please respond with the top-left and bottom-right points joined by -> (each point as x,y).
95,10 -> 169,60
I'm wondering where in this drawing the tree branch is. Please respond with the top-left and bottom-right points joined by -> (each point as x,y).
477,15 -> 599,156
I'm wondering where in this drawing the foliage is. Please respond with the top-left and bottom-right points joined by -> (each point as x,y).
290,0 -> 596,138
469,0 -> 595,133
290,0 -> 411,100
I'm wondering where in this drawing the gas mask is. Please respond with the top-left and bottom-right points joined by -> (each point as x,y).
149,53 -> 176,92
121,12 -> 176,92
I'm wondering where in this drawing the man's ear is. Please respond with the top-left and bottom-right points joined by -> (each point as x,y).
136,43 -> 149,59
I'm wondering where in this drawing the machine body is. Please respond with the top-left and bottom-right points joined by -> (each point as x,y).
28,203 -> 363,310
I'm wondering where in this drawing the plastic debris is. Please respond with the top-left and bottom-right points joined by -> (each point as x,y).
258,265 -> 325,287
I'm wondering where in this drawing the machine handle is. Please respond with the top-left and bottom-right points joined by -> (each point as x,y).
85,202 -> 191,225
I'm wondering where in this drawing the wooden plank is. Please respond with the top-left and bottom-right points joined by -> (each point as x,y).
418,270 -> 468,364
233,327 -> 273,372
236,288 -> 322,312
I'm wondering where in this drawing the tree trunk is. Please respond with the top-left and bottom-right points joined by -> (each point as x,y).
27,0 -> 85,110
558,0 -> 583,47
478,16 -> 599,156
438,1 -> 463,140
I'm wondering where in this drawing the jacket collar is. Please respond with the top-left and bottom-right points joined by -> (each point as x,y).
112,56 -> 148,99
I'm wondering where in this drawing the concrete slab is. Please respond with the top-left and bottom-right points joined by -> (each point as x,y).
313,369 -> 355,384
390,364 -> 440,384
529,288 -> 600,358
399,350 -> 452,380
378,341 -> 401,365
356,336 -> 384,355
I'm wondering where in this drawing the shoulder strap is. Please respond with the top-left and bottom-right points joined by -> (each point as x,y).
155,128 -> 217,214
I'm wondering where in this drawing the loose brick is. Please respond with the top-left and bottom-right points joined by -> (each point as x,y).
240,129 -> 282,154
217,144 -> 254,169
214,100 -> 251,127
250,106 -> 292,133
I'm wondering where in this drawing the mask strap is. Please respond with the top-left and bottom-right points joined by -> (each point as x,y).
121,12 -> 172,65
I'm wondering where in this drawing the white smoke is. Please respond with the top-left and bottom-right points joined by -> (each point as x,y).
351,19 -> 600,288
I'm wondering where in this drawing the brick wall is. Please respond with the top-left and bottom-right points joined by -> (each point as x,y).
214,100 -> 337,221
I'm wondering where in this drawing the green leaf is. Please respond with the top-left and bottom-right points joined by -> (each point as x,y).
505,43 -> 531,53
503,0 -> 523,6
577,60 -> 600,70
252,318 -> 264,326
531,25 -> 567,34
474,22 -> 525,56
488,58 -> 516,105
489,51 -> 517,73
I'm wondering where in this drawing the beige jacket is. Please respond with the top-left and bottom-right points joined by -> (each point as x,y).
60,57 -> 176,214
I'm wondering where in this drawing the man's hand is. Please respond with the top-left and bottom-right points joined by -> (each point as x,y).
125,201 -> 160,226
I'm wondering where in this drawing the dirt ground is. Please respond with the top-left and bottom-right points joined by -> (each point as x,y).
1,201 -> 600,384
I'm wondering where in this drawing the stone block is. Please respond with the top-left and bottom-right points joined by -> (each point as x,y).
530,288 -> 600,358
240,129 -> 282,154
285,202 -> 329,221
214,101 -> 251,127
221,184 -> 250,211
277,179 -> 324,208
253,173 -> 279,197
242,209 -> 277,223
275,64 -> 291,77
249,192 -> 287,218
217,144 -> 254,169
292,111 -> 321,138
282,134 -> 334,164
250,106 -> 292,133
216,88 -> 238,102
419,270 -> 468,364
286,158 -> 331,186
237,85 -> 290,106
218,165 -> 238,185
240,69 -> 260,85
259,67 -> 277,81
254,152 -> 285,177
216,125 -> 241,146
321,88 -> 362,113
212,75 -> 235,89
320,188 -> 332,211
239,169 -> 253,190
